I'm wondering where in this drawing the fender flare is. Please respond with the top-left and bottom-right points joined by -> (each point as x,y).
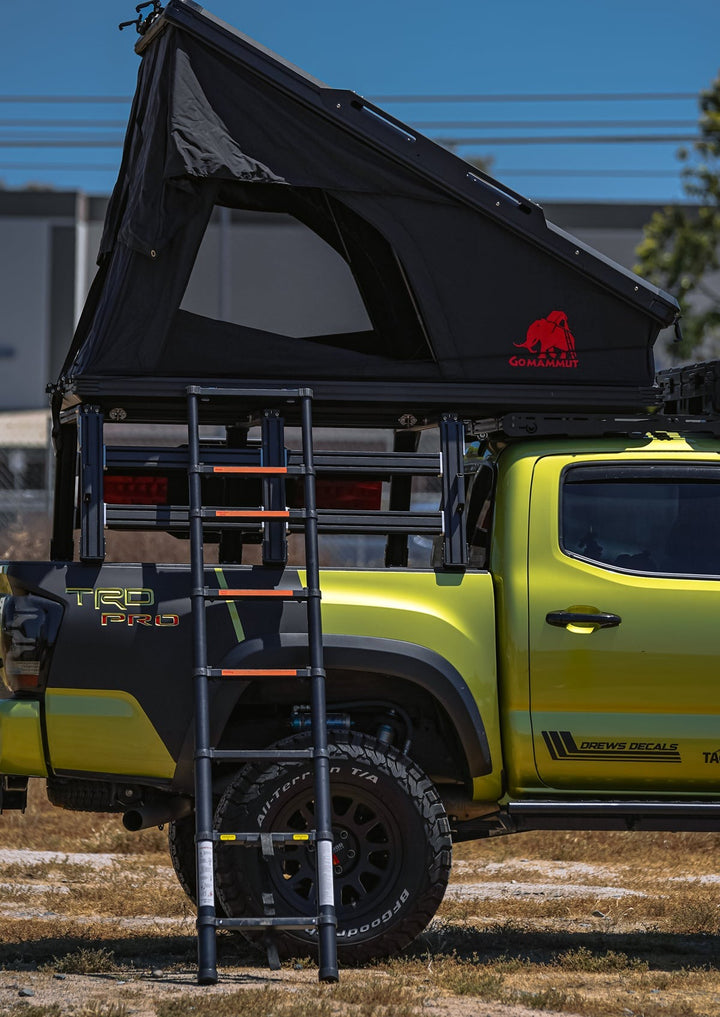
206,634 -> 492,778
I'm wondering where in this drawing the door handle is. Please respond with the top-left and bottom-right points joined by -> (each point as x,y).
546,610 -> 621,629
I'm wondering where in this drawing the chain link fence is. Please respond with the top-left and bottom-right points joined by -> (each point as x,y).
0,411 -> 53,557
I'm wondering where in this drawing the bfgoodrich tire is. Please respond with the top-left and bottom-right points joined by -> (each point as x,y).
168,813 -> 198,903
213,733 -> 452,963
168,812 -> 227,915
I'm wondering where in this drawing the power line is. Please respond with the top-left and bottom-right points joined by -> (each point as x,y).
497,168 -> 684,177
0,117 -> 698,132
0,139 -> 123,148
0,162 -> 120,171
414,119 -> 697,130
0,119 -> 128,129
0,95 -> 132,104
0,162 -> 684,179
373,91 -> 698,103
0,119 -> 698,136
0,91 -> 700,105
438,134 -> 698,146
0,133 -> 699,150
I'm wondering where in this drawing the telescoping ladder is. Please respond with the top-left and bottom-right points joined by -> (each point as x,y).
186,385 -> 338,985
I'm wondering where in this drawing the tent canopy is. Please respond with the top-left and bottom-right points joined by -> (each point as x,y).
62,0 -> 679,415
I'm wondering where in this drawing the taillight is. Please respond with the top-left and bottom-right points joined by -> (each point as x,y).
0,595 -> 63,694
316,480 -> 382,511
289,480 -> 383,511
104,474 -> 169,504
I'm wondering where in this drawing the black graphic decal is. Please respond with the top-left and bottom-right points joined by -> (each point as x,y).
542,731 -> 680,763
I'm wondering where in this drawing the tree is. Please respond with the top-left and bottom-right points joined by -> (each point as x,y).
635,72 -> 720,360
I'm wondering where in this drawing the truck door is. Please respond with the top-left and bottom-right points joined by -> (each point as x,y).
527,455 -> 720,791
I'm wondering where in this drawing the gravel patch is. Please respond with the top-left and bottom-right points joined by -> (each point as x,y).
445,880 -> 644,901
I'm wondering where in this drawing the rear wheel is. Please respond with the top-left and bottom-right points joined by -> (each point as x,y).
168,812 -> 198,903
168,811 -> 228,915
214,733 -> 451,963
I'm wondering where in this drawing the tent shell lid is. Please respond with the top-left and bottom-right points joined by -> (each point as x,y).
135,0 -> 676,327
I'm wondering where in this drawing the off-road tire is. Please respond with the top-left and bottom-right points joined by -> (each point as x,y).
213,732 -> 452,963
168,813 -> 198,903
168,811 -> 229,915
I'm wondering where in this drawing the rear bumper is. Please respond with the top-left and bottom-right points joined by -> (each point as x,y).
0,699 -> 47,776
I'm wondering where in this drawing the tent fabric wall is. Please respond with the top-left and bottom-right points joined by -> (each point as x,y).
64,2 -> 678,403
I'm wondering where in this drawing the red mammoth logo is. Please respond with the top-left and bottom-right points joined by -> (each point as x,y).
509,310 -> 579,369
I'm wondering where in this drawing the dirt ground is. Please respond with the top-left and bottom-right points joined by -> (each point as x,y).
2,782 -> 720,1016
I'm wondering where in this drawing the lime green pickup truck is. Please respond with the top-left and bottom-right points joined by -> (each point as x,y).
3,421 -> 720,962
3,0 -> 719,972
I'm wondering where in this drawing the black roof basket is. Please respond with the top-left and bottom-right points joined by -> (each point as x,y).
659,361 -> 720,416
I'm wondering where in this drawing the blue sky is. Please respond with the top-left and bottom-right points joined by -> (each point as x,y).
0,0 -> 718,203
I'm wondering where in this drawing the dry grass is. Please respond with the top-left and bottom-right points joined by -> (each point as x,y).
447,828 -> 720,939
384,948 -> 720,1016
154,986 -> 336,1017
454,826 -> 720,868
35,865 -> 192,919
5,1006 -> 131,1017
3,781 -> 720,1015
48,947 -> 120,975
0,779 -> 167,856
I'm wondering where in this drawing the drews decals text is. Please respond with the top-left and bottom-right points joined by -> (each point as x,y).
66,587 -> 179,627
542,731 -> 681,763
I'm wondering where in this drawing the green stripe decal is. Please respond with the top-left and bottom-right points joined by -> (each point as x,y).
214,568 -> 246,643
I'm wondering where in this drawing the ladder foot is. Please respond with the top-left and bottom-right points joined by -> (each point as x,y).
317,915 -> 339,983
264,936 -> 281,971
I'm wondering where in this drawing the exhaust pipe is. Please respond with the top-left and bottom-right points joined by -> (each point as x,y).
122,794 -> 193,831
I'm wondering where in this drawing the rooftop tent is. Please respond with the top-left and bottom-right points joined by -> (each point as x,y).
62,0 -> 679,415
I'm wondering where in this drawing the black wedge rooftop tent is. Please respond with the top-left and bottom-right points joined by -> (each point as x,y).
60,0 -> 679,423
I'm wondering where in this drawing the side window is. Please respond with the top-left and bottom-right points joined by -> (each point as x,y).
181,209 -> 371,338
560,465 -> 720,578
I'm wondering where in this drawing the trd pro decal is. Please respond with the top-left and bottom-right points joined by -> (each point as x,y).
542,731 -> 680,763
66,586 -> 179,628
509,310 -> 579,369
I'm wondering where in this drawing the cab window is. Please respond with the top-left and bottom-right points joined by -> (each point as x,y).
560,464 -> 720,577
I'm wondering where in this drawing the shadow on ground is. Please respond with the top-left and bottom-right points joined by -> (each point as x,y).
408,924 -> 720,970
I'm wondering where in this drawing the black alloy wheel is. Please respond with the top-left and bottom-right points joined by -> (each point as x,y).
213,733 -> 452,963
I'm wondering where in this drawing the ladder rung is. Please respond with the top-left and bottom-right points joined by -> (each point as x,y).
208,748 -> 314,761
216,916 -> 317,930
216,831 -> 315,844
207,465 -> 288,475
209,668 -> 312,678
204,509 -> 291,519
203,587 -> 308,599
